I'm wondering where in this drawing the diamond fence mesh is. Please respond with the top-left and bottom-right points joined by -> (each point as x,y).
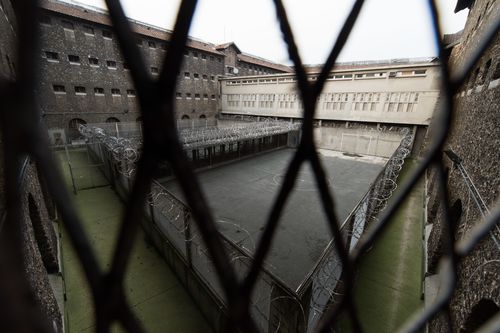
1,0 -> 499,332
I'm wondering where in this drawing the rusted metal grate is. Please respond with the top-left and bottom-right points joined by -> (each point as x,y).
1,0 -> 499,332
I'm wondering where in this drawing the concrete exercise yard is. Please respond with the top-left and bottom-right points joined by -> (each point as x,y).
161,148 -> 385,288
56,149 -> 213,332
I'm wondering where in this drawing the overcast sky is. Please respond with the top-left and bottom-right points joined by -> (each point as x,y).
61,0 -> 468,64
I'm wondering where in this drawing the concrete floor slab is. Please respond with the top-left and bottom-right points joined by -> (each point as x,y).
161,148 -> 384,289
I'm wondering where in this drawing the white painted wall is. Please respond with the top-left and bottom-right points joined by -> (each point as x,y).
220,61 -> 440,126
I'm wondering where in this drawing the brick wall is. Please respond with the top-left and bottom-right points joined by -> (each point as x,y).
426,0 -> 500,331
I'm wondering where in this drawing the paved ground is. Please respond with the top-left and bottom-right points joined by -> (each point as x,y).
336,159 -> 424,332
56,150 -> 213,332
161,148 -> 384,289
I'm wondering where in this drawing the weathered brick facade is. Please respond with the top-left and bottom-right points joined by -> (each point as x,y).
1,0 -> 61,330
426,0 -> 499,331
37,0 -> 291,143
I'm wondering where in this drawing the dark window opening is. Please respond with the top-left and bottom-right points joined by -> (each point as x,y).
53,84 -> 65,93
74,86 -> 86,94
68,55 -> 80,64
151,67 -> 159,74
89,57 -> 99,66
102,30 -> 112,39
148,41 -> 156,48
106,117 -> 120,123
84,25 -> 94,35
45,51 -> 58,61
127,89 -> 136,97
111,88 -> 121,95
62,20 -> 74,30
107,60 -> 117,68
94,87 -> 104,95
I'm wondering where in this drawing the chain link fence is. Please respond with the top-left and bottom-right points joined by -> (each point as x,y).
1,0 -> 499,332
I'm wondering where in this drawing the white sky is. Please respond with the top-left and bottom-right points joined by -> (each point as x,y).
61,0 -> 468,64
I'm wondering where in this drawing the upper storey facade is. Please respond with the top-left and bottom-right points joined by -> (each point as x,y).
220,59 -> 441,126
36,0 -> 290,142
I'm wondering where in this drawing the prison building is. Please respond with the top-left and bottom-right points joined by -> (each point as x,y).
37,0 -> 291,144
220,58 -> 440,157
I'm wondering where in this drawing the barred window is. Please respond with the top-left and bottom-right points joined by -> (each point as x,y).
45,51 -> 58,61
52,84 -> 65,93
68,55 -> 80,64
74,86 -> 86,94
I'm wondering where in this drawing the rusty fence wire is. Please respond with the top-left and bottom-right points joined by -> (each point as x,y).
1,0 -> 500,332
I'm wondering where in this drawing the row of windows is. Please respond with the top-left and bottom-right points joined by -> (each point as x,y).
225,69 -> 428,86
40,16 -> 223,60
239,62 -> 274,74
184,50 -> 223,63
52,84 -> 136,97
225,92 -> 422,111
466,58 -> 500,89
183,72 -> 216,81
44,51 -> 139,70
175,92 -> 216,100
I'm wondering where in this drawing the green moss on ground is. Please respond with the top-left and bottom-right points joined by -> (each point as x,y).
56,150 -> 213,332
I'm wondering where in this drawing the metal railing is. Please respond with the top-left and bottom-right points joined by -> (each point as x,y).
1,0 -> 499,332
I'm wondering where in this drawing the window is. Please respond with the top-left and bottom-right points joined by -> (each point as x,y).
193,73 -> 199,79
83,25 -> 94,36
136,38 -> 142,46
94,87 -> 104,95
123,62 -> 129,70
211,94 -> 215,100
62,20 -> 74,30
186,93 -> 192,99
74,86 -> 86,95
414,69 -> 426,75
45,51 -> 58,62
40,16 -> 51,25
217,57 -> 222,63
68,55 -> 80,64
160,43 -> 167,51
492,62 -> 500,81
184,50 -> 189,56
195,93 -> 200,99
201,54 -> 207,60
480,59 -> 492,84
210,75 -> 215,81
176,92 -> 182,99
193,51 -> 198,58
102,30 -> 112,39
148,41 -> 156,48
107,60 -> 117,69
111,88 -> 121,96
106,117 -> 120,123
199,114 -> 206,119
89,57 -> 99,66
203,94 -> 208,99
151,67 -> 159,74
202,74 -> 208,80
53,84 -> 66,94
126,89 -> 136,97
184,72 -> 190,78
210,56 -> 214,61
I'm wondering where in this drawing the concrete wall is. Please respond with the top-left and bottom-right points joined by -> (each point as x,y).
425,0 -> 500,331
220,62 -> 440,126
314,123 -> 404,157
